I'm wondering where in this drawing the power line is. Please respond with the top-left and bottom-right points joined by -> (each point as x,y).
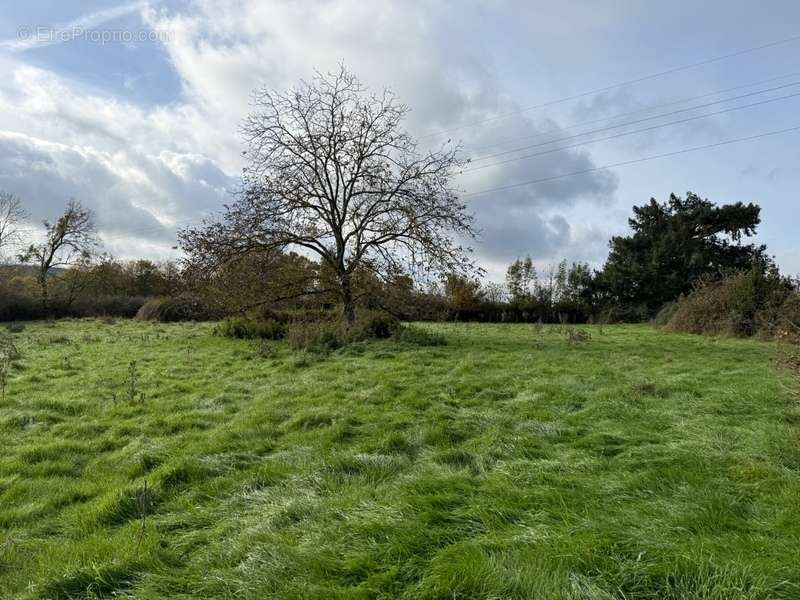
463,90 -> 800,173
98,122 -> 799,244
468,80 -> 800,163
100,123 -> 799,245
92,91 -> 800,246
462,125 -> 800,198
420,32 -> 800,140
465,70 -> 800,154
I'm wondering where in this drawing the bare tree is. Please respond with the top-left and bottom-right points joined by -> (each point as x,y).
180,65 -> 477,323
0,192 -> 27,263
19,200 -> 97,313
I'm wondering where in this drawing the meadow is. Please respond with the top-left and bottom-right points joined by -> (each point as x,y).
0,320 -> 798,599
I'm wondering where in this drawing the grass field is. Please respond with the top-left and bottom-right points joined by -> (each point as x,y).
0,320 -> 798,599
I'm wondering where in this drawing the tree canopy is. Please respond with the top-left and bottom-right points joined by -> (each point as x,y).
19,200 -> 97,312
598,192 -> 767,314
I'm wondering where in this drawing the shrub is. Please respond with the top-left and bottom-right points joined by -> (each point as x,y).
286,320 -> 346,352
0,290 -> 42,321
135,295 -> 222,322
666,267 -> 794,338
764,292 -> 800,343
4,322 -> 25,333
282,308 -> 338,323
393,324 -> 447,346
217,317 -> 286,340
0,290 -> 150,322
352,311 -> 400,340
220,309 -> 440,351
281,310 -> 401,352
249,306 -> 291,323
73,295 -> 147,318
135,298 -> 165,321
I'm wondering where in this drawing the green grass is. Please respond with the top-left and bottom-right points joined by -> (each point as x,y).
0,320 -> 798,599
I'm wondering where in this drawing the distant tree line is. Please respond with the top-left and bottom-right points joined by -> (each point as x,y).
0,198 -> 180,320
1,186 -> 795,330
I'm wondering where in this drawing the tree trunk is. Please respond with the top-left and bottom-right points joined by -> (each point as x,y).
340,273 -> 356,324
38,270 -> 49,316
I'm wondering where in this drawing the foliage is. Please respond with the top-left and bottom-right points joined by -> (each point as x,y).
286,319 -> 347,352
506,256 -> 536,305
216,317 -> 286,340
0,257 -> 180,322
81,256 -> 181,298
433,259 -> 597,324
757,284 -> 800,343
350,310 -> 400,339
502,258 -> 595,321
598,192 -> 768,316
0,287 -> 148,322
665,264 -> 794,337
18,200 -> 98,313
134,295 -> 222,322
393,323 -> 447,346
1,320 -> 798,598
652,300 -> 680,326
283,311 -> 401,352
183,250 -> 322,316
444,273 -> 484,312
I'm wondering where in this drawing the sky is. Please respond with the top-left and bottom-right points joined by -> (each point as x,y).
0,0 -> 798,280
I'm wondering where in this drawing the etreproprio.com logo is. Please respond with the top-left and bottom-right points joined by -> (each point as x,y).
16,26 -> 171,45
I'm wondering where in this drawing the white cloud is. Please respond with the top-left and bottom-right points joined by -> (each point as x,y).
144,0 -> 618,265
0,0 -> 618,267
0,128 -> 233,257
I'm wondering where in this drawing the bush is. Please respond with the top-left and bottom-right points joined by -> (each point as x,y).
597,303 -> 651,324
249,306 -> 291,323
666,267 -> 794,338
352,311 -> 400,340
73,295 -> 147,318
216,317 -> 286,340
762,292 -> 800,343
135,295 -> 222,322
284,311 -> 400,352
221,309 -> 441,352
0,291 -> 42,321
286,320 -> 346,352
282,308 -> 339,323
393,324 -> 447,346
0,290 -> 149,322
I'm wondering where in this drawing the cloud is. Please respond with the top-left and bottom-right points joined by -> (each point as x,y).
454,115 -> 617,269
0,130 -> 233,256
0,0 -> 620,268
145,0 -> 619,265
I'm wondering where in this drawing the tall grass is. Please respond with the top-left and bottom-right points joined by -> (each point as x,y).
0,320 -> 797,598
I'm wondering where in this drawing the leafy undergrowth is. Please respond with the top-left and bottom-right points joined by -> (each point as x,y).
0,320 -> 798,599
